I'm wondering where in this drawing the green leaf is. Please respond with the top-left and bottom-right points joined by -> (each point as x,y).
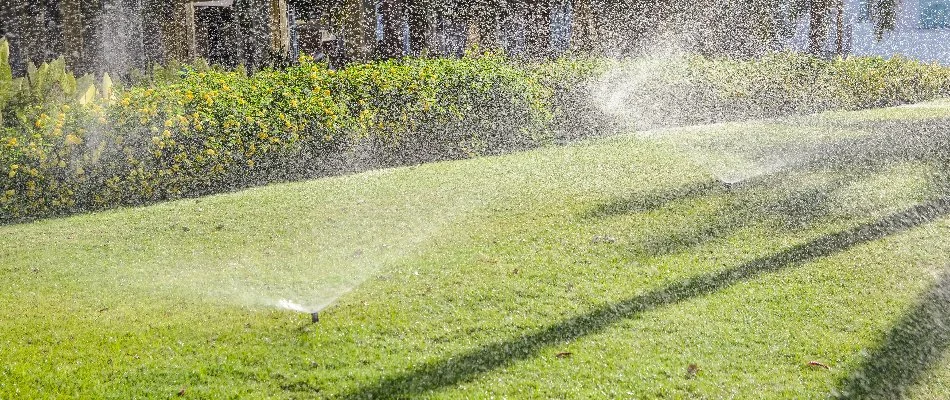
101,73 -> 114,102
0,39 -> 12,82
78,83 -> 97,105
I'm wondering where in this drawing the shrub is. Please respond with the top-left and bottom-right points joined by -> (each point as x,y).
2,45 -> 949,223
651,53 -> 950,125
0,52 -> 552,222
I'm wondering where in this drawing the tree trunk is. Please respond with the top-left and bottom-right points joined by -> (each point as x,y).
524,0 -> 551,58
380,0 -> 406,58
570,0 -> 598,54
60,0 -> 85,70
465,1 -> 501,52
342,0 -> 375,63
835,0 -> 844,55
808,0 -> 829,56
407,0 -> 429,56
268,0 -> 290,58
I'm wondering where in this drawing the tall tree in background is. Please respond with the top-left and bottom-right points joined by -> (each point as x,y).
380,0 -> 407,58
342,0 -> 376,62
807,0 -> 831,55
799,0 -> 898,56
524,0 -> 552,58
570,0 -> 601,54
464,0 -> 504,51
870,0 -> 898,38
407,0 -> 429,55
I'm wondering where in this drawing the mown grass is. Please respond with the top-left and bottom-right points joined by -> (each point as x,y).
3,101 -> 950,398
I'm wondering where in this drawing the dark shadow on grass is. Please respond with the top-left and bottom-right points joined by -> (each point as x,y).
587,179 -> 727,218
342,197 -> 950,399
835,271 -> 950,399
587,117 -> 950,259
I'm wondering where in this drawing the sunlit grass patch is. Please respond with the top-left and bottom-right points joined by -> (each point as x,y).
2,100 -> 950,398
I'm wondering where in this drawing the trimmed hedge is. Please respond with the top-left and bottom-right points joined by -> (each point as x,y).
2,50 -> 950,223
0,54 -> 551,221
589,53 -> 950,127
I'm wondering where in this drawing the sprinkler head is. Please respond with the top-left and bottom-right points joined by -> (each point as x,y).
311,312 -> 319,323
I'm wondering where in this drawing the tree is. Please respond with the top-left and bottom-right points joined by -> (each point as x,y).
570,0 -> 600,54
380,0 -> 407,58
870,0 -> 898,39
807,0 -> 831,55
800,0 -> 897,56
342,0 -> 376,62
464,0 -> 504,51
524,0 -> 552,58
407,0 -> 429,55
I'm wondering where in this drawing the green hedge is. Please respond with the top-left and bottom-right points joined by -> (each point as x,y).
602,53 -> 950,126
0,53 -> 551,222
2,45 -> 950,223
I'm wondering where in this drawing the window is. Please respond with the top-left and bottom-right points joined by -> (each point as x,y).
921,0 -> 950,29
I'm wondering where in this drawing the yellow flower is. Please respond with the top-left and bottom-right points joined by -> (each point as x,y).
65,135 -> 82,145
205,149 -> 216,156
4,189 -> 14,197
6,137 -> 16,147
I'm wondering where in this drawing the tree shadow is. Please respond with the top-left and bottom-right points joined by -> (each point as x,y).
585,116 -> 950,259
586,178 -> 728,218
342,196 -> 950,399
835,271 -> 950,399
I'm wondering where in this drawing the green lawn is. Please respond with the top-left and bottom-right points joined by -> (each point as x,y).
3,101 -> 950,398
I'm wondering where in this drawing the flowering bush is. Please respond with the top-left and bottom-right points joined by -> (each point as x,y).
0,53 -> 551,222
2,46 -> 949,223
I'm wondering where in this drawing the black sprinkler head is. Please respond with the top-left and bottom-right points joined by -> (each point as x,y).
311,312 -> 319,323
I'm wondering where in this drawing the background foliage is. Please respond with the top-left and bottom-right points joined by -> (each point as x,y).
2,38 -> 949,223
